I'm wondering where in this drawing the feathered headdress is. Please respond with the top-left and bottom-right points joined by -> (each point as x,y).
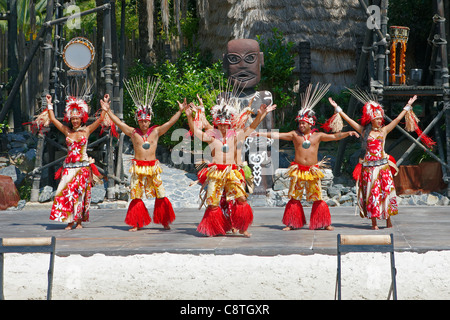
346,87 -> 385,127
212,78 -> 254,129
296,83 -> 331,125
63,97 -> 89,123
124,76 -> 161,122
189,78 -> 254,132
211,98 -> 237,126
63,78 -> 93,123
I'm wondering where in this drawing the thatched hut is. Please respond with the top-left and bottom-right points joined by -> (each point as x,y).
196,0 -> 367,92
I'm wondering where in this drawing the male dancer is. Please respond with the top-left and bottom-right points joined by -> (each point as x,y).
184,96 -> 275,237
101,77 -> 181,231
257,84 -> 359,231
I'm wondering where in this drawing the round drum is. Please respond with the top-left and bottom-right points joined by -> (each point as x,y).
390,26 -> 410,42
63,37 -> 95,70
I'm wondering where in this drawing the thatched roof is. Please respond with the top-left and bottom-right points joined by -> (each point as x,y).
196,0 -> 367,91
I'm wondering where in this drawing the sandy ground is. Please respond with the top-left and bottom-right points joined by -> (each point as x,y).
2,251 -> 450,300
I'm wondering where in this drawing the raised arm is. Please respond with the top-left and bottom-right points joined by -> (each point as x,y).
328,97 -> 364,134
85,95 -> 107,136
100,94 -> 135,137
240,103 -> 277,139
155,100 -> 184,136
185,102 -> 213,143
383,95 -> 417,134
46,94 -> 69,135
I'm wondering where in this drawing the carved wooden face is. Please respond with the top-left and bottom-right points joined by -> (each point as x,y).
224,39 -> 264,89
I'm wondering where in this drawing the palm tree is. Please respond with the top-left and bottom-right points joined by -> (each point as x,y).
0,0 -> 47,38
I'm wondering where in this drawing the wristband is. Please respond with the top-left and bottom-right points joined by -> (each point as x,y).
403,104 -> 412,111
336,106 -> 343,113
47,104 -> 53,110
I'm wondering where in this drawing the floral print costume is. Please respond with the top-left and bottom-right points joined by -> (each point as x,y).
356,133 -> 398,219
50,136 -> 96,223
286,162 -> 324,201
203,164 -> 247,206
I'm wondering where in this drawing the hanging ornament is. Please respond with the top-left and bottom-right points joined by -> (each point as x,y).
142,141 -> 151,150
302,134 -> 311,149
222,143 -> 229,153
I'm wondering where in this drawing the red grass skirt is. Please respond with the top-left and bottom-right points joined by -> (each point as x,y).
197,206 -> 231,237
282,199 -> 306,229
231,201 -> 253,231
153,197 -> 176,227
125,199 -> 151,228
309,200 -> 331,230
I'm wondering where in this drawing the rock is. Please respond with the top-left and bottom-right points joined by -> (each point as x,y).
273,178 -> 290,191
327,185 -> 341,199
6,199 -> 26,211
326,199 -> 340,207
38,186 -> 54,203
426,194 -> 439,206
0,175 -> 20,210
0,165 -> 25,186
91,185 -> 106,203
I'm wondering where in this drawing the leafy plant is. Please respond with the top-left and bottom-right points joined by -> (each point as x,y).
125,49 -> 226,148
256,28 -> 297,129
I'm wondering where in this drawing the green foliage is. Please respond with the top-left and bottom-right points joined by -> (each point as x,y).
256,28 -> 297,128
125,50 -> 226,147
18,178 -> 31,201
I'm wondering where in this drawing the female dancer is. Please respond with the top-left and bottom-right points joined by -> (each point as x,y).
328,92 -> 417,230
46,94 -> 105,230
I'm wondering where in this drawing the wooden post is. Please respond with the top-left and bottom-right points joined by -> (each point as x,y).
6,0 -> 21,131
436,0 -> 450,196
31,0 -> 55,202
103,0 -> 116,200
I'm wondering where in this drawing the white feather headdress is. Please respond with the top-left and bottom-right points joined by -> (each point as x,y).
296,83 -> 331,125
124,76 -> 161,121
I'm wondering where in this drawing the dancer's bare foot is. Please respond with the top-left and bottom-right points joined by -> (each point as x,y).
371,218 -> 379,230
240,230 -> 251,238
65,222 -> 74,230
163,225 -> 171,230
282,226 -> 294,231
325,225 -> 334,231
75,223 -> 83,229
128,227 -> 139,232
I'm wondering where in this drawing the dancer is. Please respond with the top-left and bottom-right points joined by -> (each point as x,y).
257,84 -> 359,231
101,77 -> 180,231
185,95 -> 275,237
46,94 -> 105,230
328,89 -> 422,229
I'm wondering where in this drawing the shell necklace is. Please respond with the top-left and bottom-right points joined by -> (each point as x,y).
302,133 -> 311,149
135,128 -> 153,150
214,129 -> 235,153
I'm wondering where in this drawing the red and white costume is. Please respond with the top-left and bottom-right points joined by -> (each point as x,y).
355,133 -> 398,219
50,137 -> 97,223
